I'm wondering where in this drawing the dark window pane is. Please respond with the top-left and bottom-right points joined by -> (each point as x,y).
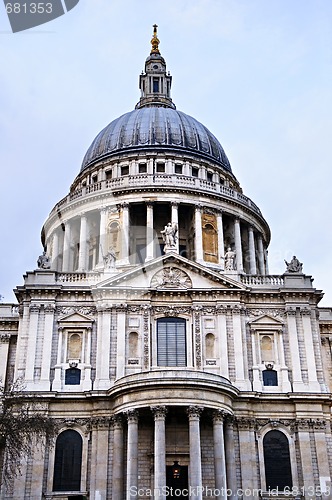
263,430 -> 292,489
263,370 -> 278,386
153,78 -> 159,93
65,368 -> 81,385
53,430 -> 82,492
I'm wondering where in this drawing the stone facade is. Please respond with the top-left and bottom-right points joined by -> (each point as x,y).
1,27 -> 332,500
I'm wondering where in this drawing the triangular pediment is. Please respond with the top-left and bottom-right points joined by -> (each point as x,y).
95,253 -> 248,292
248,314 -> 284,326
58,311 -> 94,323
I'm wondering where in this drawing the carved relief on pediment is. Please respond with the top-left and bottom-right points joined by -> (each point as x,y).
150,267 -> 192,289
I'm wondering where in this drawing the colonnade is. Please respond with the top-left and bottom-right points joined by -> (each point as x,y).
111,406 -> 237,500
47,202 -> 268,275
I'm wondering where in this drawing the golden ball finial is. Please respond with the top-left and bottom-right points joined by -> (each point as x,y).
150,24 -> 160,55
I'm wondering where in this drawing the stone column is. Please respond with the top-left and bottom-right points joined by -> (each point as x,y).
0,334 -> 11,384
212,410 -> 227,496
98,207 -> 108,265
264,248 -> 269,275
151,406 -> 167,499
285,308 -> 303,391
112,415 -> 124,499
301,309 -> 320,391
116,305 -> 127,379
62,220 -> 71,272
224,417 -> 237,500
52,231 -> 59,271
234,218 -> 243,272
187,406 -> 203,500
90,420 -> 110,498
217,211 -> 225,268
248,226 -> 257,274
257,235 -> 265,275
39,304 -> 55,390
297,421 -> 315,494
78,213 -> 88,271
171,202 -> 179,253
126,410 -> 139,500
194,205 -> 204,264
121,202 -> 130,265
238,418 -> 258,499
95,307 -> 111,389
217,306 -> 228,378
146,202 -> 154,262
25,304 -> 40,388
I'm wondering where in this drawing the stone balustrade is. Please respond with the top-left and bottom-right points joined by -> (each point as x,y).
53,174 -> 261,216
241,275 -> 285,286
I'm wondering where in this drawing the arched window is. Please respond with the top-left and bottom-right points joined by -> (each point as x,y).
263,430 -> 292,490
53,430 -> 82,492
65,367 -> 81,385
157,317 -> 186,367
263,369 -> 278,386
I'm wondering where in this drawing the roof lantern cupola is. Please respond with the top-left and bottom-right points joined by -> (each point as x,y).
136,24 -> 176,110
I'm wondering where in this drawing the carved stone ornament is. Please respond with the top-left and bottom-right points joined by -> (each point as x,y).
151,267 -> 192,289
152,305 -> 191,317
112,414 -> 123,429
248,308 -> 285,319
212,409 -> 229,422
0,333 -> 11,343
58,306 -> 95,316
143,306 -> 150,369
124,409 -> 139,423
187,406 -> 204,419
151,406 -> 168,419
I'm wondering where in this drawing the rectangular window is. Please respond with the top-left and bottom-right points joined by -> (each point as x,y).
91,175 -> 98,183
175,164 -> 183,174
157,318 -> 186,367
105,170 -> 112,180
207,172 -> 213,182
192,167 -> 199,178
156,162 -> 165,173
153,78 -> 159,93
139,163 -> 147,173
121,165 -> 129,176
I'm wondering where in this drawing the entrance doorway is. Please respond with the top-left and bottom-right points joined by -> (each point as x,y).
166,465 -> 188,498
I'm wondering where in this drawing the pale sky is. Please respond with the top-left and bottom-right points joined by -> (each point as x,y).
0,0 -> 331,306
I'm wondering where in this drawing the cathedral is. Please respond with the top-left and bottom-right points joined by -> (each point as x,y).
1,26 -> 332,500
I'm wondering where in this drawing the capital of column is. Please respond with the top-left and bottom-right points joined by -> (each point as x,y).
44,304 -> 55,314
124,409 -> 139,423
187,406 -> 204,419
0,333 -> 11,344
151,406 -> 168,420
195,203 -> 203,213
112,414 -> 124,429
146,201 -> 154,208
212,409 -> 228,423
171,201 -> 179,207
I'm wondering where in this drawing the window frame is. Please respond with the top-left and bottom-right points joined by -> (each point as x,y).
156,317 -> 187,367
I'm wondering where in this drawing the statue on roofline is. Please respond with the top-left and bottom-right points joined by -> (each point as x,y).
284,255 -> 303,273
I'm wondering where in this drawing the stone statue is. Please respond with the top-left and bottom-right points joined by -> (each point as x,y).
103,246 -> 116,269
160,222 -> 177,248
284,255 -> 303,273
224,246 -> 236,271
37,251 -> 51,270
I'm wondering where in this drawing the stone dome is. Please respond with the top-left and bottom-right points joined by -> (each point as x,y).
81,107 -> 232,173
